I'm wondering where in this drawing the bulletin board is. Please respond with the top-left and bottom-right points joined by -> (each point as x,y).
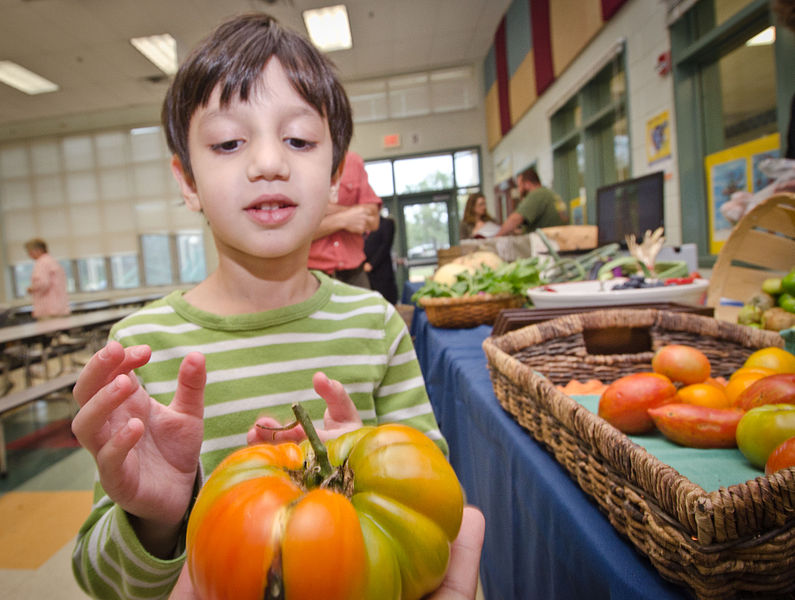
704,132 -> 780,254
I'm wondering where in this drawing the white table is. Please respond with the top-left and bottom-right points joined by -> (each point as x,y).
0,307 -> 135,389
0,307 -> 135,346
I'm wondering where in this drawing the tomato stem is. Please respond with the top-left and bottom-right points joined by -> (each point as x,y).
291,403 -> 333,480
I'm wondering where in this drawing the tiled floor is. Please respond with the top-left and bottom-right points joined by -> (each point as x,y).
0,359 -> 94,600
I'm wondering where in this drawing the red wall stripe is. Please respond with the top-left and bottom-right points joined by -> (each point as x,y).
600,0 -> 629,20
494,18 -> 512,136
529,0 -> 554,96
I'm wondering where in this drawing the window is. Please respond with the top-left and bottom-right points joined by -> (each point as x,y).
346,66 -> 477,124
453,150 -> 480,188
550,48 -> 628,221
404,202 -> 450,260
710,33 -> 777,150
10,258 -> 75,298
110,254 -> 141,289
394,155 -> 454,194
364,148 -> 482,289
363,160 -> 394,197
141,233 -> 173,286
11,263 -> 32,299
77,257 -> 108,292
0,123 -> 203,298
671,0 -> 790,260
59,258 -> 77,293
177,231 -> 206,284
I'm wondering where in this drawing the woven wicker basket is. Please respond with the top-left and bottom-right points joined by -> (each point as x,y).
419,293 -> 524,328
482,309 -> 794,600
705,192 -> 795,323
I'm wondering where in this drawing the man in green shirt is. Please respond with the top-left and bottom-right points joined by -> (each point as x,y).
496,166 -> 566,235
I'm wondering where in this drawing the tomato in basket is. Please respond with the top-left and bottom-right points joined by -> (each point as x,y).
598,372 -> 677,434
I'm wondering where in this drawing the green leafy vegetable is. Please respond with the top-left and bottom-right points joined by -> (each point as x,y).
411,257 -> 545,302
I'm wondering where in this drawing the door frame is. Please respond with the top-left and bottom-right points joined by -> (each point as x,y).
385,190 -> 459,296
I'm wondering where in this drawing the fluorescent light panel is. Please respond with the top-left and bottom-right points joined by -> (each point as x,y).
746,26 -> 775,46
130,33 -> 178,75
303,4 -> 352,52
0,61 -> 58,94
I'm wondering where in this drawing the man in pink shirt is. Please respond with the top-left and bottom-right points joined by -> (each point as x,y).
25,238 -> 71,319
308,151 -> 381,288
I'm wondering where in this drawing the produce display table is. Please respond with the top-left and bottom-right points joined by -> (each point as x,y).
409,306 -> 686,599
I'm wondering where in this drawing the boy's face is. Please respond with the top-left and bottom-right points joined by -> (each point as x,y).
172,58 -> 335,267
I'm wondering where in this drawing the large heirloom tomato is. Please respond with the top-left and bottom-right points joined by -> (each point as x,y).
186,410 -> 464,600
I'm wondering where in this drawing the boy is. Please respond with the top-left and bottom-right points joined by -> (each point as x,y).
71,13 -> 452,599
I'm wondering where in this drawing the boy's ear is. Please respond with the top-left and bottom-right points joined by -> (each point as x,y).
171,155 -> 202,212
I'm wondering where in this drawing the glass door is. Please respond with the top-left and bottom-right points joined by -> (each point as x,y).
392,191 -> 458,294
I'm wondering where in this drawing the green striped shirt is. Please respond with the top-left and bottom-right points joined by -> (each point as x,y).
72,272 -> 446,599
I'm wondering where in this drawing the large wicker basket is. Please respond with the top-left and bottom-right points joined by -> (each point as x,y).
419,293 -> 524,328
705,192 -> 795,323
482,309 -> 794,599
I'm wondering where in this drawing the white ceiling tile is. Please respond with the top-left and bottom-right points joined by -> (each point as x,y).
0,0 -> 513,132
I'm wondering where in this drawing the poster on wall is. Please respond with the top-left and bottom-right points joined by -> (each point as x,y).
646,110 -> 671,165
704,133 -> 780,254
570,197 -> 584,225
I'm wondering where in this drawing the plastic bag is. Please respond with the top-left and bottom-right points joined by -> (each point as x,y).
720,158 -> 795,225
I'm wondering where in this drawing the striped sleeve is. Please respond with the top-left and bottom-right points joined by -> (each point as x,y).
72,482 -> 184,599
372,301 -> 449,456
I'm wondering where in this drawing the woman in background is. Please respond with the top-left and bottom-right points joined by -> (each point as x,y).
459,192 -> 497,239
24,238 -> 70,319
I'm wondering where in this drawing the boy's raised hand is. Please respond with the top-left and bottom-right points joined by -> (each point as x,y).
247,371 -> 363,445
71,341 -> 206,551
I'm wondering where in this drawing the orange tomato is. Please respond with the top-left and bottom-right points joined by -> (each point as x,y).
651,344 -> 711,385
729,366 -> 777,382
743,347 -> 795,374
676,382 -> 732,409
725,371 -> 774,405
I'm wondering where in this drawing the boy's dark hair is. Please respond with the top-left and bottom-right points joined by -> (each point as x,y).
519,166 -> 541,186
162,13 -> 353,182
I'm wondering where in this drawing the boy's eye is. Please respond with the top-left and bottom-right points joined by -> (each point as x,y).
211,140 -> 242,152
286,138 -> 316,150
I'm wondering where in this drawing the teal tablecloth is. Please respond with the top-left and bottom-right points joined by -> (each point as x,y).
572,394 -> 761,492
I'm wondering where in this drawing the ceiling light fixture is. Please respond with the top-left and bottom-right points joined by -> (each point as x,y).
0,61 -> 58,94
745,26 -> 775,46
130,33 -> 178,75
302,4 -> 353,52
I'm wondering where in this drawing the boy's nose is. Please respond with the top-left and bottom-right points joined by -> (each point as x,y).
246,139 -> 290,181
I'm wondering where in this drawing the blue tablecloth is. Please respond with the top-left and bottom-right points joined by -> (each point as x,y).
409,306 -> 686,599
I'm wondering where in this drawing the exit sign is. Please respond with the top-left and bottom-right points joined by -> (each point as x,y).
382,133 -> 401,148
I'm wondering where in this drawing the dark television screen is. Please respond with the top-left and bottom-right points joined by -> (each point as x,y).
596,172 -> 664,247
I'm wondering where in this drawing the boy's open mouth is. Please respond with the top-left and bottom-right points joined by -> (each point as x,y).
246,196 -> 296,225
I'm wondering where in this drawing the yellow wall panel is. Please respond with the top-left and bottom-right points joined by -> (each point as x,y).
485,83 -> 502,150
509,50 -> 537,126
550,0 -> 603,77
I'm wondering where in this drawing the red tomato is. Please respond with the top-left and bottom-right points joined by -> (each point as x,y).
766,437 -> 795,475
735,373 -> 795,411
647,403 -> 744,448
598,372 -> 677,434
